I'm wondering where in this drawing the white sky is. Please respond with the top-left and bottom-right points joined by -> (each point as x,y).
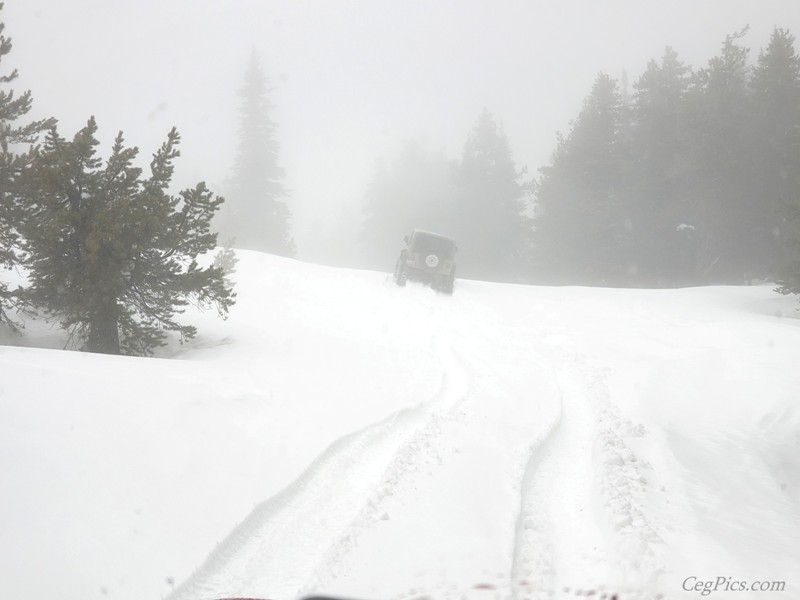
4,0 -> 800,258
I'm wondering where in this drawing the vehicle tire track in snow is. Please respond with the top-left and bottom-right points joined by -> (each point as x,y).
438,293 -> 574,600
511,338 -> 666,600
168,336 -> 469,600
509,383 -> 562,600
513,355 -> 639,600
278,287 -> 566,600
587,366 -> 666,599
297,336 -> 473,596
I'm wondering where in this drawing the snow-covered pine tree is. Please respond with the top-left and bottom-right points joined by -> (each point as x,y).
18,118 -> 235,355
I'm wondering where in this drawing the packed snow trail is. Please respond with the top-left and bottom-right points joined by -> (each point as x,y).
298,315 -> 564,600
168,276 -> 668,600
169,285 -> 567,600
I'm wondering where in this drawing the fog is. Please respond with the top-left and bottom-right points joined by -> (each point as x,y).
5,0 -> 799,263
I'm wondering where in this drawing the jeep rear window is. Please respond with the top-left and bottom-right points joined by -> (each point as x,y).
411,234 -> 455,259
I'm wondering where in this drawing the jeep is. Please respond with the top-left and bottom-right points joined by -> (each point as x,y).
393,229 -> 457,294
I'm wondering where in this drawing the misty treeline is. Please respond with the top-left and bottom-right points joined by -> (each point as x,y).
361,109 -> 530,283
362,27 -> 800,293
536,26 -> 800,288
0,4 -> 236,355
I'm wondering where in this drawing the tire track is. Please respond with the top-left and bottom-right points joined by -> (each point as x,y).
510,384 -> 563,600
171,288 -> 568,600
168,336 -> 470,600
444,293 -> 570,600
510,341 -> 667,600
298,336 -> 473,597
303,330 -> 564,600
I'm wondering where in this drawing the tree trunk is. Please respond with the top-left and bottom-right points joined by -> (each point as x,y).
87,300 -> 120,354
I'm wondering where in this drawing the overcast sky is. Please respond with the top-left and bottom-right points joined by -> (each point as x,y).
4,0 -> 799,260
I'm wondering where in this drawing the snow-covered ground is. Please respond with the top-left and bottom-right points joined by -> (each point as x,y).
1,251 -> 798,600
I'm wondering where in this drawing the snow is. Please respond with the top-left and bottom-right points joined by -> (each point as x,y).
1,252 -> 799,600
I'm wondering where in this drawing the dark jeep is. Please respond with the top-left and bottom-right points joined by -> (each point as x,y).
393,229 -> 457,294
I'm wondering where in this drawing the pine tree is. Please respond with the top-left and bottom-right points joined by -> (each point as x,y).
451,109 -> 531,283
18,118 -> 235,355
360,141 -> 454,270
0,4 -> 54,328
216,52 -> 294,256
533,74 -> 628,285
627,47 -> 695,284
683,28 -> 754,282
750,28 -> 800,279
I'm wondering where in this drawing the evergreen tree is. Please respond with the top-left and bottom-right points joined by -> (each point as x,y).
0,4 -> 54,328
533,74 -> 628,285
531,28 -> 800,288
360,141 -> 454,270
452,109 -> 530,283
683,28 -> 754,282
776,221 -> 800,299
627,47 -> 695,284
216,52 -> 294,256
750,28 -> 800,278
18,118 -> 235,355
